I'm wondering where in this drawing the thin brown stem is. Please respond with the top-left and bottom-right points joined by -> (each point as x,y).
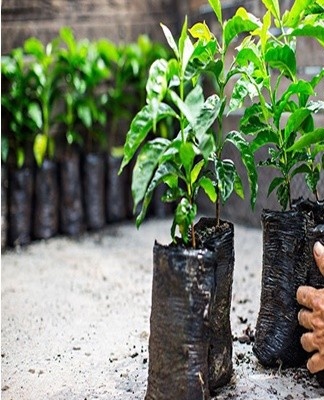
191,222 -> 196,249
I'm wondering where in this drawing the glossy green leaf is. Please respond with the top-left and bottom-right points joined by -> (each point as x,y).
305,165 -> 320,194
208,0 -> 222,24
146,59 -> 168,102
132,138 -> 170,210
33,133 -> 48,167
268,176 -> 285,196
288,128 -> 324,151
290,24 -> 324,46
214,159 -> 237,203
160,23 -> 179,59
173,198 -> 197,244
265,44 -> 296,79
261,0 -> 280,20
136,161 -> 179,228
224,13 -> 260,49
24,37 -> 44,59
194,94 -> 221,138
226,131 -> 258,208
189,22 -> 213,42
284,0 -> 313,27
191,159 -> 205,184
17,147 -> 25,169
28,103 -> 43,130
119,103 -> 178,172
180,142 -> 196,180
284,108 -> 311,141
199,176 -> 217,202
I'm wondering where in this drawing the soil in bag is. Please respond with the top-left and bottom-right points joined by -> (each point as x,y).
106,154 -> 128,222
59,150 -> 84,236
253,209 -> 309,367
33,159 -> 59,239
8,166 -> 33,246
82,153 -> 105,230
194,217 -> 234,392
145,242 -> 216,400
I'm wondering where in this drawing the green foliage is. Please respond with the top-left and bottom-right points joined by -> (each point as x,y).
57,27 -> 111,151
1,48 -> 35,168
238,0 -> 324,208
24,36 -> 60,166
120,4 -> 260,246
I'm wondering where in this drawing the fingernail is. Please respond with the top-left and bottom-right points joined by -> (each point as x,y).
314,241 -> 324,257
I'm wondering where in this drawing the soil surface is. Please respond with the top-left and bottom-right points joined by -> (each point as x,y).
2,218 -> 324,400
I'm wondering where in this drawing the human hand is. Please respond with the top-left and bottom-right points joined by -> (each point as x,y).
297,241 -> 324,374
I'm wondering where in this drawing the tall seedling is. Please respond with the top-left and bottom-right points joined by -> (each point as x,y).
236,0 -> 324,208
120,0 -> 259,247
24,37 -> 60,167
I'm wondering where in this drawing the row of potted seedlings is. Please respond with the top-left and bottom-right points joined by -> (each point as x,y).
119,0 -> 324,397
1,28 -> 172,248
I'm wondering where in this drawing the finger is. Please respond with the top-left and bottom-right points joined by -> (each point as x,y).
296,286 -> 318,309
300,332 -> 318,353
307,351 -> 324,374
298,308 -> 314,330
314,241 -> 324,277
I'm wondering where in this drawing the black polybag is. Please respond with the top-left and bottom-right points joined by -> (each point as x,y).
59,150 -> 84,236
33,159 -> 59,239
253,209 -> 310,367
8,166 -> 33,246
83,153 -> 105,230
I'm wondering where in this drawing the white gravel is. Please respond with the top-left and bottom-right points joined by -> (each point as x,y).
2,218 -> 324,399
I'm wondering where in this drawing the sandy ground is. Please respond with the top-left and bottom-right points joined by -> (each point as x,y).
2,217 -> 324,400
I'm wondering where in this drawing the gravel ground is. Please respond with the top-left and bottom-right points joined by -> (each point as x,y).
2,218 -> 324,400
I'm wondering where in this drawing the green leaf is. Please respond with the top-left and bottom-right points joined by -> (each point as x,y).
136,161 -> 179,228
261,0 -> 280,20
78,104 -> 92,129
250,130 -> 279,152
226,131 -> 258,208
191,159 -> 205,184
268,176 -> 285,196
208,0 -> 222,24
24,37 -> 45,59
28,103 -> 43,131
214,159 -> 237,203
33,133 -> 48,167
265,44 -> 296,79
224,12 -> 260,49
173,198 -> 197,244
288,128 -> 324,151
146,59 -> 168,103
189,22 -> 213,42
132,138 -> 170,211
290,24 -> 324,46
194,94 -> 222,139
305,165 -> 320,194
17,147 -> 25,169
285,0 -> 314,27
180,142 -> 196,180
284,108 -> 311,141
160,23 -> 179,59
199,176 -> 217,202
119,103 -> 178,172
234,174 -> 245,199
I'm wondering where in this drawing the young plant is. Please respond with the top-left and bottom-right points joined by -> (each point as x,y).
57,27 -> 112,152
189,0 -> 260,226
119,2 -> 259,247
237,0 -> 324,209
119,18 -> 222,247
1,48 -> 35,168
24,36 -> 60,166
